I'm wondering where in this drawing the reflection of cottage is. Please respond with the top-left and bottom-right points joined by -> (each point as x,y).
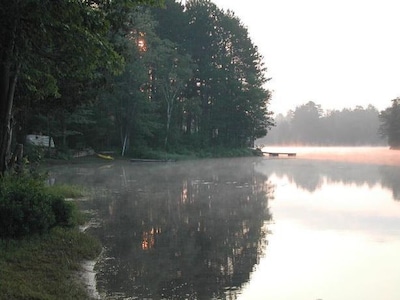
26,134 -> 55,148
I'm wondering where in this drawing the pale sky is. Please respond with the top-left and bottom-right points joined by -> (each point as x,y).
208,0 -> 400,114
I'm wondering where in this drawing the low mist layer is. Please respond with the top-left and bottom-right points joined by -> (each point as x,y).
263,147 -> 400,166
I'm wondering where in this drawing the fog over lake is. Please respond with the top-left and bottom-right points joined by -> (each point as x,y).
48,147 -> 400,300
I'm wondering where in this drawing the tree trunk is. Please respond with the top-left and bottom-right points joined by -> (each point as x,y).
0,18 -> 19,175
120,101 -> 136,156
0,62 -> 19,174
121,132 -> 129,157
164,101 -> 172,149
61,113 -> 67,148
9,143 -> 23,174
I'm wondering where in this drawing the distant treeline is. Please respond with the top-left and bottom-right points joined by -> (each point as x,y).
259,101 -> 384,146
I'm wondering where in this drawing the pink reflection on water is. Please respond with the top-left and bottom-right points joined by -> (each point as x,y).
263,146 -> 400,166
239,151 -> 400,300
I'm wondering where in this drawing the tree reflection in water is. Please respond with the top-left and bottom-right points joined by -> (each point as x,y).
258,158 -> 400,200
48,153 -> 400,299
58,158 -> 272,299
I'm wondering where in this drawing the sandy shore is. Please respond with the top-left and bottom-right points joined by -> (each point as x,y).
80,260 -> 101,299
79,221 -> 102,300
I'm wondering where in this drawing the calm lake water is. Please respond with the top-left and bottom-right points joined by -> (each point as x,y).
48,148 -> 400,300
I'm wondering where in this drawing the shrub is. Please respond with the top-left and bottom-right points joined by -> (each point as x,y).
50,197 -> 75,227
0,175 -> 78,239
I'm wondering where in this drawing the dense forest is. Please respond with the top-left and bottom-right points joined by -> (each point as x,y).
258,100 -> 398,147
379,98 -> 400,149
0,0 -> 273,173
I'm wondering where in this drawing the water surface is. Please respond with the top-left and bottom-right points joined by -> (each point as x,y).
49,149 -> 400,299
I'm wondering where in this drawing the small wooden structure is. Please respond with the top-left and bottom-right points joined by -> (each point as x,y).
26,134 -> 55,148
263,151 -> 296,157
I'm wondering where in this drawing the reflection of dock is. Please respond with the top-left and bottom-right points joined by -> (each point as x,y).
263,152 -> 296,157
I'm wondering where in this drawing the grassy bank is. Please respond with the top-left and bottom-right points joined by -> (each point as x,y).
0,227 -> 101,299
133,146 -> 259,161
40,146 -> 260,166
0,175 -> 102,299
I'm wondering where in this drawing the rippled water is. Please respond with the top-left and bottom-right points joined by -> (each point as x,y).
48,148 -> 400,299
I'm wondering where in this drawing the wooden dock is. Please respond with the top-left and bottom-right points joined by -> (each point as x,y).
263,152 -> 296,157
130,158 -> 175,163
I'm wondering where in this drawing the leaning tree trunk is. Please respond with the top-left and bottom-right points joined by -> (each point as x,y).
0,17 -> 20,175
120,101 -> 136,157
0,62 -> 20,175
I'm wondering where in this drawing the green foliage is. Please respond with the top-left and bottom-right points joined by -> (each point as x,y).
2,0 -> 273,166
176,0 -> 272,147
196,147 -> 256,158
50,197 -> 75,227
379,98 -> 400,149
0,0 -> 164,173
24,143 -> 45,164
0,175 -> 81,239
88,0 -> 273,155
45,184 -> 86,199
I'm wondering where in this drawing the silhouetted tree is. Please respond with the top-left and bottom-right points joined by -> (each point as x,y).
380,98 -> 400,149
182,0 -> 273,147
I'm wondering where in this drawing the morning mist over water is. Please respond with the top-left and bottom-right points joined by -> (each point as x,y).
48,147 -> 400,299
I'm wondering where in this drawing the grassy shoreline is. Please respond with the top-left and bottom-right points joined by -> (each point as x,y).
0,227 -> 102,300
0,175 -> 102,300
42,146 -> 259,164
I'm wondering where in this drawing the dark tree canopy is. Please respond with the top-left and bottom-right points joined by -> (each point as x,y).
180,0 -> 273,147
1,0 -> 274,172
380,98 -> 400,149
0,0 -> 163,173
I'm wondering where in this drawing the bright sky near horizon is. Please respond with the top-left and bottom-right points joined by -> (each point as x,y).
208,0 -> 400,115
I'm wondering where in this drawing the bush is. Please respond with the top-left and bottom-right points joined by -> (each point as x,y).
50,197 -> 75,227
0,175 -> 78,239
